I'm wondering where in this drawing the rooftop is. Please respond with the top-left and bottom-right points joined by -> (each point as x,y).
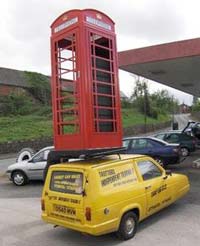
0,67 -> 29,88
118,38 -> 200,97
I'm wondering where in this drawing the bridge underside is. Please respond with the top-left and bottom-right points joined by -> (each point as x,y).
118,38 -> 200,97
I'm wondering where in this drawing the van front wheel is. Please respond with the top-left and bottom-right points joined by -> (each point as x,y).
117,211 -> 138,240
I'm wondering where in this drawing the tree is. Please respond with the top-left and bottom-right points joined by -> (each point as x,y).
192,97 -> 200,112
131,77 -> 151,117
150,90 -> 179,115
130,76 -> 179,119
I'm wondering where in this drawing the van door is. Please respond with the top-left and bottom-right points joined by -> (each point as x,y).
136,159 -> 171,216
44,167 -> 86,225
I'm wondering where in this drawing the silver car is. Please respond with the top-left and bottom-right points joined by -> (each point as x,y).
6,146 -> 54,186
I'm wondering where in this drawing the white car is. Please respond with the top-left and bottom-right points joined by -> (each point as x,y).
6,146 -> 54,186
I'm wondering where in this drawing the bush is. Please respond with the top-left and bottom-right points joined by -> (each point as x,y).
33,105 -> 52,118
192,102 -> 200,112
24,71 -> 51,105
0,93 -> 35,116
148,107 -> 158,119
121,99 -> 132,108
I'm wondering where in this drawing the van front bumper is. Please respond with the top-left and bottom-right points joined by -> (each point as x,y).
42,213 -> 119,236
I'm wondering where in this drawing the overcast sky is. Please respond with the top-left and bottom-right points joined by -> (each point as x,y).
1,0 -> 200,105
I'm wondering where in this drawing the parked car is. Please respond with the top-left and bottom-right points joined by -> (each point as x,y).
122,137 -> 180,167
154,131 -> 196,157
182,120 -> 200,139
182,121 -> 200,148
6,146 -> 54,186
42,154 -> 190,240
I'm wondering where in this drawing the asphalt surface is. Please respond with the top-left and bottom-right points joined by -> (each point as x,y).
173,113 -> 191,130
0,157 -> 16,176
0,150 -> 200,246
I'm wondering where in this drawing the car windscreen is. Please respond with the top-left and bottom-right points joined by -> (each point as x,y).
50,171 -> 83,195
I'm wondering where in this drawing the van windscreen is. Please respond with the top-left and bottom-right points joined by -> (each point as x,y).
50,171 -> 83,195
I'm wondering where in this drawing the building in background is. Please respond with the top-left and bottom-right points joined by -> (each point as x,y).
0,67 -> 30,96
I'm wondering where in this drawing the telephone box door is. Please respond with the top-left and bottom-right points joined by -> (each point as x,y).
52,29 -> 83,149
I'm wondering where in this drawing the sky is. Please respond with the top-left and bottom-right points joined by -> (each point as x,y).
0,0 -> 200,105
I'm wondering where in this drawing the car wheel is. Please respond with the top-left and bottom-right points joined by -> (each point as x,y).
117,212 -> 138,240
12,171 -> 28,186
180,147 -> 189,157
16,148 -> 35,162
154,157 -> 164,167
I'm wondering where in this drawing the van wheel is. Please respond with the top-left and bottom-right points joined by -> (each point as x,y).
117,212 -> 138,240
12,171 -> 28,186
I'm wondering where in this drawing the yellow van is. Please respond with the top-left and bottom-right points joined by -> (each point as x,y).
41,154 -> 189,240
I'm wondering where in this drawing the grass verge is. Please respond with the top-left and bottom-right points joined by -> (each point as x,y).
0,115 -> 52,143
0,109 -> 171,143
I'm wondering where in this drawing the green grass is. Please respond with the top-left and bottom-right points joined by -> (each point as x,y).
0,115 -> 53,143
122,108 -> 171,128
0,109 -> 171,143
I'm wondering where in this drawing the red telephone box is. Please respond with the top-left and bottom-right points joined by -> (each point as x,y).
51,9 -> 122,150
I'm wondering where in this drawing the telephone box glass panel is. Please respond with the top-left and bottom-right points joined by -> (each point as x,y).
90,33 -> 117,133
54,32 -> 79,135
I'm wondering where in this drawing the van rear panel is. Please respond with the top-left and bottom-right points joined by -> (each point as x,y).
43,169 -> 85,225
50,171 -> 83,195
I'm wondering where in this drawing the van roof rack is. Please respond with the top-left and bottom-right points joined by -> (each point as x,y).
48,147 -> 126,163
44,147 -> 126,180
81,147 -> 126,159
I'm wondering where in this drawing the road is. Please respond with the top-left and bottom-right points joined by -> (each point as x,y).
139,113 -> 191,137
0,156 -> 16,176
173,113 -> 191,130
0,150 -> 200,246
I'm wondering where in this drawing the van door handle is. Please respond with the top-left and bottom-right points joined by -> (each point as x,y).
145,185 -> 152,190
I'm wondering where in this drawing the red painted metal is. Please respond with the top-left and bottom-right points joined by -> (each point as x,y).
51,9 -> 122,150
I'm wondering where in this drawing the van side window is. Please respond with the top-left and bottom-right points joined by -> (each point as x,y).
137,160 -> 162,180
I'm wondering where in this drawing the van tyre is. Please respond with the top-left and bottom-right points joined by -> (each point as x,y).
16,148 -> 35,162
12,171 -> 28,186
117,212 -> 138,240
